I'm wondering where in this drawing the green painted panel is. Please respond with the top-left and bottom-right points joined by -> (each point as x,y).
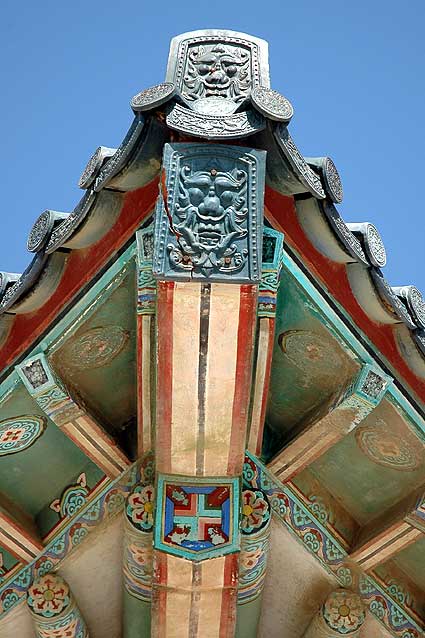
236,596 -> 264,638
0,385 -> 92,517
267,268 -> 359,441
308,398 -> 425,524
50,268 -> 137,437
123,590 -> 151,637
393,537 -> 425,592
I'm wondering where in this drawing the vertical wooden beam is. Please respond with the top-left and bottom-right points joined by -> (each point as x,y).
248,227 -> 284,456
135,225 -> 156,456
16,353 -> 130,478
268,364 -> 391,481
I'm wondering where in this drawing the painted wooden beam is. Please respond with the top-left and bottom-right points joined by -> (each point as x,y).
302,589 -> 365,637
27,573 -> 89,637
123,481 -> 154,637
268,364 -> 391,481
136,225 -> 156,456
350,488 -> 425,571
248,227 -> 284,456
16,353 -> 130,478
0,501 -> 42,564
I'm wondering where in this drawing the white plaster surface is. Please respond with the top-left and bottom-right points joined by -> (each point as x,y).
0,513 -> 402,638
0,513 -> 123,638
259,517 -> 395,638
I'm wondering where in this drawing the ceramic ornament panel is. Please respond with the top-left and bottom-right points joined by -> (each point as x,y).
154,475 -> 240,561
153,142 -> 266,283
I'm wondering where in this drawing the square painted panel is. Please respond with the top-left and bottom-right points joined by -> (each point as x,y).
154,475 -> 240,560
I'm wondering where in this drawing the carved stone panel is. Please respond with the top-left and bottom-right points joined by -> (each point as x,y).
166,29 -> 270,106
153,142 -> 266,283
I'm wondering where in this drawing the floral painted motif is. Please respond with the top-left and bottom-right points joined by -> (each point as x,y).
0,416 -> 46,456
62,326 -> 129,370
356,420 -> 420,471
241,489 -> 270,534
27,574 -> 70,618
126,485 -> 155,532
322,589 -> 365,634
50,474 -> 89,519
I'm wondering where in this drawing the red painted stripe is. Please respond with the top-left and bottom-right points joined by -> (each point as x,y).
219,554 -> 238,638
152,551 -> 168,638
156,281 -> 174,474
0,179 -> 159,373
227,285 -> 257,475
265,186 -> 425,404
136,314 -> 145,456
255,317 -> 276,456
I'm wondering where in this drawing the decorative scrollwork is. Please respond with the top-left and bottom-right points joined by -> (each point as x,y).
251,86 -> 294,122
275,125 -> 325,199
27,211 -> 69,253
130,82 -> 176,112
78,146 -> 116,189
166,102 -> 265,140
393,286 -> 425,329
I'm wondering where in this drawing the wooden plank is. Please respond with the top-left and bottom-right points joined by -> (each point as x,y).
16,353 -> 130,478
268,364 -> 390,482
0,505 -> 42,563
351,488 -> 425,570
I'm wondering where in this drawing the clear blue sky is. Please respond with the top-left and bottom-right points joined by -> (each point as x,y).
1,0 -> 424,291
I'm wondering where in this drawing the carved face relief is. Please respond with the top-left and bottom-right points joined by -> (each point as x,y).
184,43 -> 251,102
171,164 -> 249,276
154,143 -> 265,283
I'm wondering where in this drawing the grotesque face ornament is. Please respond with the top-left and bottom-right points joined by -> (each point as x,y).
172,165 -> 249,276
166,29 -> 270,108
153,143 -> 265,284
185,43 -> 251,102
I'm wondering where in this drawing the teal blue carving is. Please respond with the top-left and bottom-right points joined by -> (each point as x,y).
0,415 -> 46,456
153,143 -> 265,283
136,225 -> 156,315
154,474 -> 240,560
258,227 -> 284,318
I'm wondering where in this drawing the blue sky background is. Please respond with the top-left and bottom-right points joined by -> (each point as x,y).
1,0 -> 424,290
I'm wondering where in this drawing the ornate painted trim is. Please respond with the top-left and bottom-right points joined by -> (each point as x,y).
136,225 -> 156,315
258,227 -> 284,317
166,103 -> 265,140
244,452 -> 424,638
153,142 -> 265,283
0,464 -> 137,617
123,483 -> 155,602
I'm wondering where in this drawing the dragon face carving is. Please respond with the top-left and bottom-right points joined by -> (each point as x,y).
171,164 -> 249,275
184,43 -> 251,102
154,143 -> 265,283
